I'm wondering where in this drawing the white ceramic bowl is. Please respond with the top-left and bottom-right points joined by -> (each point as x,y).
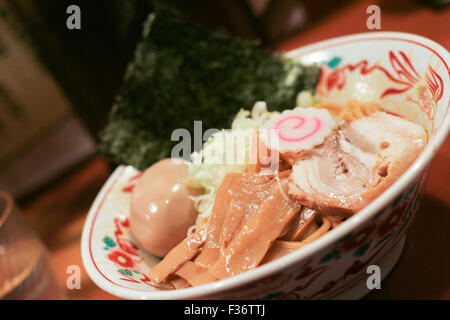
81,32 -> 450,300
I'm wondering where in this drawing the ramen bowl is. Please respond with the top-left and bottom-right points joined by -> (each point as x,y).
81,32 -> 450,299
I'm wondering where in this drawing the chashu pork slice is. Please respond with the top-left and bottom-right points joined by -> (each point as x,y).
288,111 -> 427,215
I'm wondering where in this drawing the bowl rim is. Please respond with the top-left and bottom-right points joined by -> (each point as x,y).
81,31 -> 450,300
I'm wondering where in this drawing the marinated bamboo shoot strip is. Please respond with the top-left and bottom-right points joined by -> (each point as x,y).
261,240 -> 305,264
174,261 -> 218,287
208,181 -> 301,279
282,207 -> 317,241
169,276 -> 191,289
149,224 -> 208,284
195,173 -> 272,268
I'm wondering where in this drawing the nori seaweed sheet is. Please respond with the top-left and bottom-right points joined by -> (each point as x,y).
98,10 -> 321,170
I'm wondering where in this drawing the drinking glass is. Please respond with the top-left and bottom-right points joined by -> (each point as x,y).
0,190 -> 65,299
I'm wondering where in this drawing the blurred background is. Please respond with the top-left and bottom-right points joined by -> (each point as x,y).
0,0 -> 449,299
1,0 -> 449,201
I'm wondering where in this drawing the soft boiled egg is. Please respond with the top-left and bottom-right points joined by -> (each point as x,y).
129,158 -> 200,258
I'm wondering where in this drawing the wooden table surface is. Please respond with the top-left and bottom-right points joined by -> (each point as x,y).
20,0 -> 450,300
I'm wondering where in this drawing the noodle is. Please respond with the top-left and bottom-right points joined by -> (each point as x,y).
298,216 -> 331,245
316,99 -> 381,122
